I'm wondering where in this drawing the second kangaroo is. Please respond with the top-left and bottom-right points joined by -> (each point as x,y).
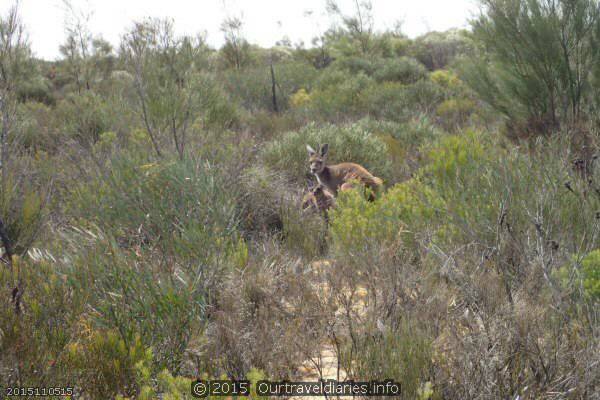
306,143 -> 383,198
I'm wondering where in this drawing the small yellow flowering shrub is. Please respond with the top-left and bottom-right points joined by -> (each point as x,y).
555,250 -> 600,302
429,69 -> 461,90
65,330 -> 153,398
423,130 -> 487,184
290,88 -> 311,108
330,178 -> 443,261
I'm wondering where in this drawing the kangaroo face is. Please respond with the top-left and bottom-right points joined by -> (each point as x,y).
302,184 -> 335,214
306,144 -> 329,175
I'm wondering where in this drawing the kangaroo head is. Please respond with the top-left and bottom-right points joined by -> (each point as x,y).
306,143 -> 329,174
301,184 -> 335,213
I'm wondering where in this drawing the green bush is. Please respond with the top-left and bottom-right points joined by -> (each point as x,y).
0,158 -> 51,257
357,117 -> 442,181
261,122 -> 392,184
580,251 -> 600,301
304,68 -> 373,120
372,56 -> 427,84
64,236 -> 207,372
329,178 -> 442,265
71,154 -> 241,269
365,80 -> 445,122
340,320 -> 433,400
556,250 -> 600,302
409,29 -> 472,70
422,132 -> 600,262
65,330 -> 153,398
0,220 -> 212,397
18,101 -> 61,153
0,256 -> 82,388
435,98 -> 477,131
281,201 -> 328,258
55,92 -> 112,147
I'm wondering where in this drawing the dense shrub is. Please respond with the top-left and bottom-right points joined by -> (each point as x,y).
306,69 -> 373,120
461,0 -> 600,136
330,178 -> 442,265
238,165 -> 291,235
365,80 -> 445,122
409,29 -> 472,70
556,250 -> 600,302
435,98 -> 477,131
334,56 -> 376,76
372,56 -> 427,84
0,157 -> 51,257
66,236 -> 208,373
18,101 -> 61,152
580,251 -> 600,301
65,330 -> 153,398
340,320 -> 433,400
55,92 -> 112,147
71,155 -> 241,266
357,117 -> 442,181
3,3 -> 600,397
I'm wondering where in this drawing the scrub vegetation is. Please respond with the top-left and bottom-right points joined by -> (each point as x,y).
0,0 -> 599,398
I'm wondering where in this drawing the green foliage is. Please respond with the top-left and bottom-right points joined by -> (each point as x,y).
435,98 -> 477,131
556,250 -> 600,302
246,368 -> 268,400
4,3 -> 600,397
359,117 -> 442,181
409,29 -> 472,70
281,201 -> 328,258
461,0 -> 600,134
65,330 -> 153,398
238,165 -> 289,235
365,79 -> 445,122
581,251 -> 600,301
17,73 -> 54,105
0,164 -> 50,256
261,122 -> 391,183
332,55 -> 428,83
372,56 -> 427,83
341,321 -> 433,400
18,101 -> 61,152
0,256 -> 83,387
122,18 -> 220,158
220,16 -> 253,70
65,237 -> 207,372
330,178 -> 441,264
56,92 -> 112,146
422,130 -> 487,184
117,367 -> 195,400
306,68 -> 373,119
71,155 -> 240,268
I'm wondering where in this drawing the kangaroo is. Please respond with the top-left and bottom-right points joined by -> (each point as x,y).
302,184 -> 336,221
306,143 -> 383,199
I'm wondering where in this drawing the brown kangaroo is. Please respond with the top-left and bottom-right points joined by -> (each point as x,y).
306,143 -> 383,198
302,184 -> 336,221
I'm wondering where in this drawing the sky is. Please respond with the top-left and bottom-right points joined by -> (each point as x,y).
1,0 -> 480,61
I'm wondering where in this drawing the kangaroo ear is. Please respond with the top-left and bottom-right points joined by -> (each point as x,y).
306,144 -> 316,157
320,143 -> 329,157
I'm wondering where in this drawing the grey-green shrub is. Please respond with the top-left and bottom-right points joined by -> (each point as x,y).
70,153 -> 242,273
372,56 -> 427,84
